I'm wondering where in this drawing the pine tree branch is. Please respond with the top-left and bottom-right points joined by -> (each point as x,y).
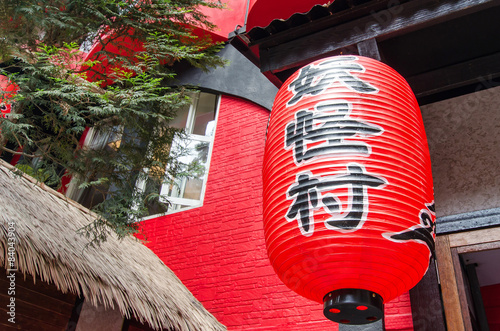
0,145 -> 35,158
0,0 -> 226,244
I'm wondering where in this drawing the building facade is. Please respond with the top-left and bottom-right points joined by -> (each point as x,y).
141,0 -> 500,330
3,1 -> 499,330
140,53 -> 415,330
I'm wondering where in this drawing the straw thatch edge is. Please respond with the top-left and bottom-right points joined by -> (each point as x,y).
0,160 -> 225,331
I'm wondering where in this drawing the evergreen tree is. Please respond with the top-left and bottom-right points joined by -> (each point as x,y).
0,0 -> 225,244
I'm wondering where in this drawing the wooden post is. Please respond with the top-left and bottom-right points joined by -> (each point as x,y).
357,39 -> 381,61
450,247 -> 473,330
435,235 -> 467,331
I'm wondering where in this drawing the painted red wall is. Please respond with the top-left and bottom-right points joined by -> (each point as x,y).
481,283 -> 500,331
203,0 -> 247,38
141,94 -> 414,330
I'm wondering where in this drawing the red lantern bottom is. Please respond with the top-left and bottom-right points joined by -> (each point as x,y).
323,289 -> 384,325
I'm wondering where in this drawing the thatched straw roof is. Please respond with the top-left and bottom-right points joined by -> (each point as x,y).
0,160 -> 225,331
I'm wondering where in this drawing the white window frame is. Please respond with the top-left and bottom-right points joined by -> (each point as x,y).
138,92 -> 220,218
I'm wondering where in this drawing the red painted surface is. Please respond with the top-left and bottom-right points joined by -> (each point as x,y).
203,0 -> 247,38
481,283 -> 500,331
81,29 -> 145,84
263,56 -> 434,307
203,0 -> 331,35
82,8 -> 233,84
246,0 -> 330,30
385,292 -> 414,331
141,94 -> 414,330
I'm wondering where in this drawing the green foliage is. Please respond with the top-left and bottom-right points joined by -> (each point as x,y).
0,0 -> 226,245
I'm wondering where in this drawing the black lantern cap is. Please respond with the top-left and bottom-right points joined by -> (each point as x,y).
323,289 -> 384,325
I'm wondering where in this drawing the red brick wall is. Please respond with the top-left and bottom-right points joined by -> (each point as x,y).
385,292 -> 413,331
481,283 -> 500,331
141,95 -> 414,330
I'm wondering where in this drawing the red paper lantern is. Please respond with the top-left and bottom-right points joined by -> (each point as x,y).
263,55 -> 435,325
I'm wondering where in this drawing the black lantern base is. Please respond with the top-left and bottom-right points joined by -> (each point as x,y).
323,289 -> 384,325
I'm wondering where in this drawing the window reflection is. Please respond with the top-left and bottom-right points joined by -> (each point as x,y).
193,93 -> 217,136
66,92 -> 219,217
140,91 -> 219,216
169,103 -> 190,130
164,139 -> 210,201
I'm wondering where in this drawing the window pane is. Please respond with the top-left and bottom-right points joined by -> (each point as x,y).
66,126 -> 120,209
169,103 -> 190,129
162,139 -> 210,201
137,91 -> 219,216
183,177 -> 204,200
193,93 -> 217,136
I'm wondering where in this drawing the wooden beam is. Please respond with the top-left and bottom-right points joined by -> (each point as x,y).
456,241 -> 500,254
448,226 -> 500,248
435,236 -> 466,331
450,248 -> 473,331
260,0 -> 499,73
357,38 -> 381,61
0,269 -> 76,331
254,0 -> 392,49
407,51 -> 500,98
